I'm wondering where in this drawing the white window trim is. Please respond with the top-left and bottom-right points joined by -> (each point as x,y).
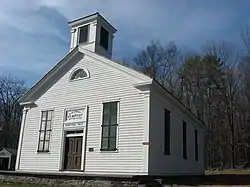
99,100 -> 120,153
65,133 -> 84,138
37,110 -> 54,153
69,67 -> 90,82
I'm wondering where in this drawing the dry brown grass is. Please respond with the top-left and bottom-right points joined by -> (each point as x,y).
206,169 -> 250,175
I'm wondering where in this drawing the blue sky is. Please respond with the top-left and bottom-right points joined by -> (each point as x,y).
0,0 -> 249,86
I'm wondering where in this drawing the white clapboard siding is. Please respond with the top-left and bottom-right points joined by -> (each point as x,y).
148,90 -> 205,175
19,54 -> 147,174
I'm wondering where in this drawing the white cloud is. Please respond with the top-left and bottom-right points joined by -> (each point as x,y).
0,0 -> 246,84
0,1 -> 65,40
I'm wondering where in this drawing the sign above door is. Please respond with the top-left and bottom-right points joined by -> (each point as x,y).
64,107 -> 88,130
64,107 -> 87,124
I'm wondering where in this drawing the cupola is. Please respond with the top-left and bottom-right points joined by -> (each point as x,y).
68,12 -> 117,59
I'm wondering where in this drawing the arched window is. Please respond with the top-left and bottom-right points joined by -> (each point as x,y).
70,68 -> 89,80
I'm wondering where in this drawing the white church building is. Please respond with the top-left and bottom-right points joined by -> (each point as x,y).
16,13 -> 205,176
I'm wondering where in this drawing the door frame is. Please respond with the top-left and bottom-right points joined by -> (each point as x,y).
64,134 -> 84,171
59,106 -> 88,172
61,129 -> 86,171
0,148 -> 12,170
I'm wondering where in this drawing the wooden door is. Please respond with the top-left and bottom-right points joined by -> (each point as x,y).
74,137 -> 82,170
64,137 -> 83,170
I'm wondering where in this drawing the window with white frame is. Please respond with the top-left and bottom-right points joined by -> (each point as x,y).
38,110 -> 53,152
78,25 -> 89,44
101,101 -> 118,151
70,69 -> 89,80
100,26 -> 109,50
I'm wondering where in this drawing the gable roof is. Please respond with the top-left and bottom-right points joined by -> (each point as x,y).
19,47 -> 82,104
19,46 -> 203,127
5,148 -> 17,155
79,47 -> 152,83
19,46 -> 152,105
0,148 -> 16,157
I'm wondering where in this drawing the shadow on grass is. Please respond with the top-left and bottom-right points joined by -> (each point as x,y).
136,174 -> 250,186
164,175 -> 250,186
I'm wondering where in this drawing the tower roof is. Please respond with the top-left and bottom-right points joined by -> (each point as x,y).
68,12 -> 117,32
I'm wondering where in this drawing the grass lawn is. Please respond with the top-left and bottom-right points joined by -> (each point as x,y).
206,169 -> 250,175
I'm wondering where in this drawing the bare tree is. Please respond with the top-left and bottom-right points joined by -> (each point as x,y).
0,75 -> 27,148
133,40 -> 182,95
159,42 -> 183,96
131,37 -> 250,170
133,40 -> 163,79
204,42 -> 243,168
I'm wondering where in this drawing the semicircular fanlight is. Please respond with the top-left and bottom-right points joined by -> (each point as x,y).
70,68 -> 89,80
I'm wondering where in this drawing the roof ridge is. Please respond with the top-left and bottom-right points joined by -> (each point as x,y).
79,48 -> 152,83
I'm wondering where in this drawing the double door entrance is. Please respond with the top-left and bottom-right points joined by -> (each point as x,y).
64,135 -> 83,170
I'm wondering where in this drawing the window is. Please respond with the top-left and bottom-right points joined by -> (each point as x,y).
101,102 -> 118,151
38,110 -> 53,152
164,109 -> 170,155
78,25 -> 89,44
195,130 -> 199,161
100,26 -> 109,50
70,69 -> 89,80
182,121 -> 187,159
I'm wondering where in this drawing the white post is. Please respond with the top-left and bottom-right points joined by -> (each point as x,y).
142,91 -> 150,174
8,156 -> 11,170
15,107 -> 28,170
70,29 -> 76,51
81,127 -> 86,171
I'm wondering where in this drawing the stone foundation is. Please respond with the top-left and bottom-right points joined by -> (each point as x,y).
0,173 -> 140,187
2,171 -> 250,186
